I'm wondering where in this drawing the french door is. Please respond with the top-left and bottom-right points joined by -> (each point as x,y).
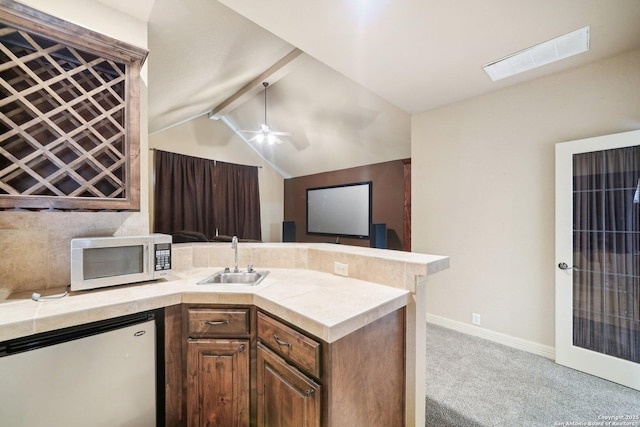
556,129 -> 640,390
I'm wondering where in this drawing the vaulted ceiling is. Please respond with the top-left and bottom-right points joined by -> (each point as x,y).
139,0 -> 640,177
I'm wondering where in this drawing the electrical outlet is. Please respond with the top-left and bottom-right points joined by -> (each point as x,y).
472,313 -> 481,326
334,261 -> 349,277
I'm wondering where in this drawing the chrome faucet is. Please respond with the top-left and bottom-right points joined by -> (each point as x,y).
231,236 -> 239,272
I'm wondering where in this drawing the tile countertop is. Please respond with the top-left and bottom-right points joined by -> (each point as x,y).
0,268 -> 411,343
175,242 -> 451,292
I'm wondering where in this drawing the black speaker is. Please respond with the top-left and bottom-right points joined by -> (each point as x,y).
282,221 -> 296,242
370,223 -> 387,249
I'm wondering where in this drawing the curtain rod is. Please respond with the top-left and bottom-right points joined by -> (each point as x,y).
148,148 -> 262,168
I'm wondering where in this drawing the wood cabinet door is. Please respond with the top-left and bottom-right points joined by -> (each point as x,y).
186,339 -> 249,427
257,343 -> 320,427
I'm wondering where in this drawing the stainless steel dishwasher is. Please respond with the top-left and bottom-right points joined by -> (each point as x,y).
0,310 -> 163,427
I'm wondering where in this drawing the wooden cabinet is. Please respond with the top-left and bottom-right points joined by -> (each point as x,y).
257,311 -> 321,378
0,2 -> 147,210
188,307 -> 250,337
186,339 -> 249,427
322,309 -> 405,427
256,308 -> 405,427
256,312 -> 321,427
165,304 -> 406,427
257,343 -> 320,427
184,306 -> 253,427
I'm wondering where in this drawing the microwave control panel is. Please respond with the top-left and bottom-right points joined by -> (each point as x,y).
154,242 -> 172,271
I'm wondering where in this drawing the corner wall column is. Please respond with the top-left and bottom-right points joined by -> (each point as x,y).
406,277 -> 427,427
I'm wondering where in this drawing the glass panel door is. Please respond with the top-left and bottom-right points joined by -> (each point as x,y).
572,147 -> 640,363
555,130 -> 640,391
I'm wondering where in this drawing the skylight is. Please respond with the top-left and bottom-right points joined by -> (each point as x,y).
483,26 -> 590,81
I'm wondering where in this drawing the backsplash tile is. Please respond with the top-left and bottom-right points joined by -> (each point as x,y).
0,229 -> 49,290
294,248 -> 308,269
0,211 -> 149,295
2,223 -> 435,298
192,246 -> 209,267
47,229 -> 73,288
252,247 -> 296,269
171,246 -> 193,270
206,245 -> 251,269
307,248 -> 335,274
358,256 -> 404,289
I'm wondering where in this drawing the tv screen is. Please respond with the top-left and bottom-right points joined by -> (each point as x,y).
306,182 -> 372,239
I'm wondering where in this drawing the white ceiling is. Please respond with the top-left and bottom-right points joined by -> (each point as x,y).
143,0 -> 640,177
97,0 -> 155,22
219,0 -> 640,113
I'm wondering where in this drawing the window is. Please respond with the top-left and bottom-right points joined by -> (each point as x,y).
153,150 -> 262,241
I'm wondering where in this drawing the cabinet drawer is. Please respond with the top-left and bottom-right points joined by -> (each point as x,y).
187,308 -> 250,336
257,311 -> 321,378
257,343 -> 320,427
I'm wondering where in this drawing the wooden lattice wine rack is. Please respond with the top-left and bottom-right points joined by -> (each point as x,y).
0,2 -> 147,210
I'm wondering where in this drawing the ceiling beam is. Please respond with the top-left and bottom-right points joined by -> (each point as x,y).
208,48 -> 306,120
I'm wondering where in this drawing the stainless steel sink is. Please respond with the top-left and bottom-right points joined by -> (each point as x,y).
197,270 -> 269,286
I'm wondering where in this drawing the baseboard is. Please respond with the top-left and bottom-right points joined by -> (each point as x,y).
426,313 -> 555,360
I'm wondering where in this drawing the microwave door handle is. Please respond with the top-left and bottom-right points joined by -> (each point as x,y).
144,243 -> 150,274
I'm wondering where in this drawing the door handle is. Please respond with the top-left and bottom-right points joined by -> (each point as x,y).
558,262 -> 578,270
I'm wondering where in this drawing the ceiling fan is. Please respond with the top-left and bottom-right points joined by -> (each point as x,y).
239,82 -> 291,145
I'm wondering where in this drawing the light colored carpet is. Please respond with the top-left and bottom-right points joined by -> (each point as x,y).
425,323 -> 640,427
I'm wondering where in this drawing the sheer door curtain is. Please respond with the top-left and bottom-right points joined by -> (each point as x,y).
153,150 -> 262,241
573,146 -> 639,363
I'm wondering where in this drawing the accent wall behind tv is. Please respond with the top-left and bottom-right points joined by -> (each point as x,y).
283,159 -> 408,250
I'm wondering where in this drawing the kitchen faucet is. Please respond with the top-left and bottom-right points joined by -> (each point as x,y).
231,236 -> 239,272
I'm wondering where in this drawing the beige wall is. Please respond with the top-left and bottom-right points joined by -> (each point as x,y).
412,48 -> 640,349
148,115 -> 284,243
0,0 -> 149,296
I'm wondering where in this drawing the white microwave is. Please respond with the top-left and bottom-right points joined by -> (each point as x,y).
70,234 -> 172,291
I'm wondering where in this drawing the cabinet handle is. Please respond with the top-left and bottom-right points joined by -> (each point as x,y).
204,319 -> 230,326
239,344 -> 245,352
273,334 -> 292,348
305,389 -> 315,397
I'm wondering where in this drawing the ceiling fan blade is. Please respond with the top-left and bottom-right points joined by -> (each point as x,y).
238,129 -> 260,134
271,136 -> 284,145
270,131 -> 292,136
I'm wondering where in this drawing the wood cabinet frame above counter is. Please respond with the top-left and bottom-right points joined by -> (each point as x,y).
0,1 -> 148,210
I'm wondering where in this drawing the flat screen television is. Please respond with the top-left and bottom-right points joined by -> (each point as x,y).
306,181 -> 372,239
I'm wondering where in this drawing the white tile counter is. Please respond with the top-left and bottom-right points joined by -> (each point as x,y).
0,268 -> 409,343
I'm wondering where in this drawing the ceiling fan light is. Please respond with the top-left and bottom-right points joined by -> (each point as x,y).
237,81 -> 290,146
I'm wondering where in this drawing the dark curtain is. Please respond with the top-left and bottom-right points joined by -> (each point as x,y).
572,146 -> 640,363
214,160 -> 262,241
153,150 -> 261,241
154,150 -> 217,239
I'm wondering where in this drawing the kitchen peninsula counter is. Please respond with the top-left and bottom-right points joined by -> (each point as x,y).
0,267 -> 409,343
0,243 -> 449,427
